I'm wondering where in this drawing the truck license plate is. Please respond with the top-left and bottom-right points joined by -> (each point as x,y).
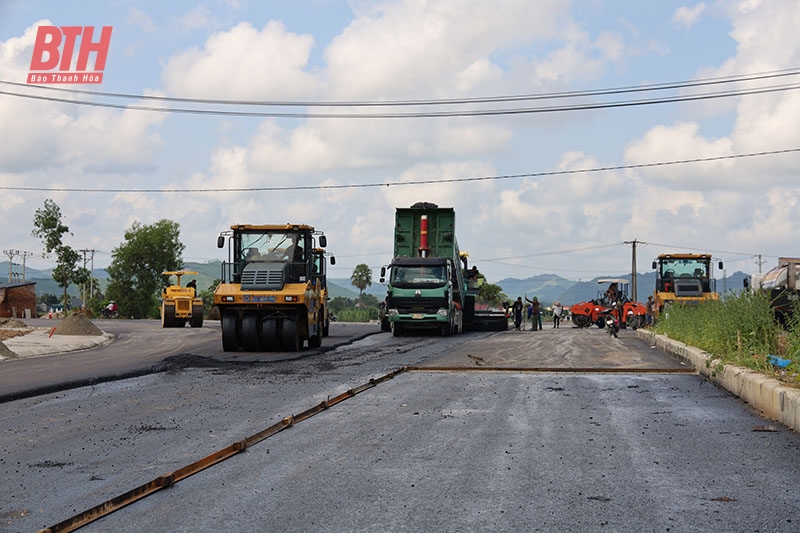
412,313 -> 423,319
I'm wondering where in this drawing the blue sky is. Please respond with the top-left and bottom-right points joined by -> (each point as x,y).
1,1 -> 799,287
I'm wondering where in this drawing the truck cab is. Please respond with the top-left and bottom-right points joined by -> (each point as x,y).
383,256 -> 461,337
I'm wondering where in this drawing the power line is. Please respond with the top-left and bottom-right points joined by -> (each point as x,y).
1,147 -> 797,194
3,82 -> 800,119
644,242 -> 758,257
4,67 -> 799,107
481,243 -> 621,262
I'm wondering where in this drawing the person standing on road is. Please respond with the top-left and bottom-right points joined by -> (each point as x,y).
526,296 -> 542,331
645,295 -> 654,326
552,301 -> 563,328
512,297 -> 524,330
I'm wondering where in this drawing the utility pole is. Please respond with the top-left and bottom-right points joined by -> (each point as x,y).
90,249 -> 95,302
624,239 -> 645,302
3,249 -> 19,282
19,251 -> 34,281
755,254 -> 766,274
79,249 -> 97,306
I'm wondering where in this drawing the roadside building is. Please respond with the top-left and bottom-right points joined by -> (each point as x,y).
0,281 -> 37,319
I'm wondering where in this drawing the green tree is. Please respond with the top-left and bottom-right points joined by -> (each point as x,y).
38,293 -> 59,307
31,199 -> 89,307
329,296 -> 355,313
358,293 -> 379,307
106,220 -> 185,318
199,279 -> 220,318
479,283 -> 507,307
350,263 -> 372,295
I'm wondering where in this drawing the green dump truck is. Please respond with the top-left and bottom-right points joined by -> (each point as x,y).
380,202 -> 506,336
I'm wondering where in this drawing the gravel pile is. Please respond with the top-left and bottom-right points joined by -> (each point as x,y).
0,341 -> 18,358
0,318 -> 28,328
53,313 -> 104,336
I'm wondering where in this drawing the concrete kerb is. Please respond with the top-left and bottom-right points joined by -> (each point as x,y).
1,327 -> 115,359
637,329 -> 800,433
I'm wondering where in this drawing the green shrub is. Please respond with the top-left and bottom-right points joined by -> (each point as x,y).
654,291 -> 798,386
335,307 -> 379,323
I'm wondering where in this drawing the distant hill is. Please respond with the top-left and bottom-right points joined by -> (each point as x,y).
3,260 -> 750,307
542,271 -> 747,306
494,273 -> 575,303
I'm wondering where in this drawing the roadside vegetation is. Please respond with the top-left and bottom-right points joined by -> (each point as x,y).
330,294 -> 381,322
654,291 -> 800,388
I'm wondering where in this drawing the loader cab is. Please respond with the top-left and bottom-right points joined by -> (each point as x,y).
652,254 -> 722,295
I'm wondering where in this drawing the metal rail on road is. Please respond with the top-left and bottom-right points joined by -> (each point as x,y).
38,367 -> 409,533
406,366 -> 697,374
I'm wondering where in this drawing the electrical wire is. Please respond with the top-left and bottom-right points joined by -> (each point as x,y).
4,67 -> 799,107
2,82 -> 799,118
1,147 -> 797,193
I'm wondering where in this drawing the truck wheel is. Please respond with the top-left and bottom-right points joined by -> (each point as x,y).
191,304 -> 204,328
281,319 -> 300,351
241,312 -> 260,352
221,311 -> 239,352
441,322 -> 451,337
162,304 -> 175,328
261,319 -> 278,351
392,323 -> 403,337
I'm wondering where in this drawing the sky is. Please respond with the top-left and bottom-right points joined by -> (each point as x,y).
1,0 -> 799,286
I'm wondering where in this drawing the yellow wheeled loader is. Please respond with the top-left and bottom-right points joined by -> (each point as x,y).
161,270 -> 204,328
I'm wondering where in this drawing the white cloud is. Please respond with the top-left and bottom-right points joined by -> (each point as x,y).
0,22 -> 165,174
324,0 -> 569,98
162,20 -> 319,98
127,6 -> 156,33
178,5 -> 213,31
7,1 -> 800,287
672,3 -> 707,29
623,122 -> 735,189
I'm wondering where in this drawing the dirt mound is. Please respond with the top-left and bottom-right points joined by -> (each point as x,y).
0,341 -> 18,359
53,313 -> 104,336
1,319 -> 28,328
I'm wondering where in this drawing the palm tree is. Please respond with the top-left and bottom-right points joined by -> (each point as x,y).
350,264 -> 373,296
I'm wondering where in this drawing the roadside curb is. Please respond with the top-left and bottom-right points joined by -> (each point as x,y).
636,329 -> 800,433
1,328 -> 115,358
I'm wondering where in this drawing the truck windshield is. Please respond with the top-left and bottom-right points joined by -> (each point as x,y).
659,258 -> 709,279
391,265 -> 447,288
239,231 -> 304,263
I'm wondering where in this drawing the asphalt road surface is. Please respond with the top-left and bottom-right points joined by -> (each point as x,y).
2,323 -> 799,532
0,319 -> 376,401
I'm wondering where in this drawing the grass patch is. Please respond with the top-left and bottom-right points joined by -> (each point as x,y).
654,291 -> 800,388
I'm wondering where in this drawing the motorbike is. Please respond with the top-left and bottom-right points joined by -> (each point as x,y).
101,307 -> 119,319
603,303 -> 620,338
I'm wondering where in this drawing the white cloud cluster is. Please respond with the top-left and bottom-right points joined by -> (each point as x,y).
2,1 -> 800,289
162,20 -> 319,99
673,3 -> 707,30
